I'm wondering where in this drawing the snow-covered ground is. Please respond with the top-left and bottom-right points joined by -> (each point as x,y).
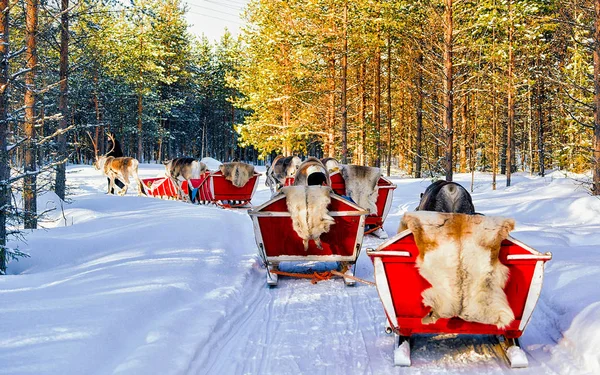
1,164 -> 599,374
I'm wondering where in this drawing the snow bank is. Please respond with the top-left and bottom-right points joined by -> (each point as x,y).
1,165 -> 260,375
201,157 -> 222,171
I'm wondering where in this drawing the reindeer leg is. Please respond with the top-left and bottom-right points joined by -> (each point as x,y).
132,170 -> 142,196
108,176 -> 115,195
187,179 -> 196,203
120,174 -> 130,196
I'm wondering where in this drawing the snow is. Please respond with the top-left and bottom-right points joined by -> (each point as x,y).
201,157 -> 223,171
1,166 -> 600,374
395,340 -> 412,366
506,345 -> 528,368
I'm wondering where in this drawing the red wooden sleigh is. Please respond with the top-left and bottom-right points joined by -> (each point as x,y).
140,170 -> 260,208
249,193 -> 369,286
366,231 -> 552,368
329,171 -> 396,235
282,171 -> 396,236
194,170 -> 261,208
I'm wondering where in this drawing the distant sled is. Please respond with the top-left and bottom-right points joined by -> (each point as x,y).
367,231 -> 552,368
194,170 -> 261,208
283,171 -> 396,236
140,170 -> 260,208
329,171 -> 396,236
249,193 -> 369,286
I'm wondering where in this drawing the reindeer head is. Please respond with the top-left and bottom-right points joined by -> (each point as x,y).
287,156 -> 302,177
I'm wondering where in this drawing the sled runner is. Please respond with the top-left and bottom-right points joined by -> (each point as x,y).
194,170 -> 261,208
249,192 -> 369,286
367,229 -> 552,368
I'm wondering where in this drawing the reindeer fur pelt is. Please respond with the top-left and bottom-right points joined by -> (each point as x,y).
341,165 -> 381,214
220,162 -> 255,188
293,159 -> 331,187
401,211 -> 515,328
282,185 -> 335,251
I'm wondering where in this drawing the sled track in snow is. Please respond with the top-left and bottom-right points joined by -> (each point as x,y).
182,234 -> 561,375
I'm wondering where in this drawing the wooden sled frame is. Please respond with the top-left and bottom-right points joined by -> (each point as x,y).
367,230 -> 552,368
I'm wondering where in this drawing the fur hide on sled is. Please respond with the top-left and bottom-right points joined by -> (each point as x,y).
400,211 -> 516,329
282,185 -> 335,251
293,158 -> 331,187
220,162 -> 255,188
341,165 -> 381,215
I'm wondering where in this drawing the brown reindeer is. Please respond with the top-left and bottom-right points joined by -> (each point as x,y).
89,132 -> 142,196
163,157 -> 207,202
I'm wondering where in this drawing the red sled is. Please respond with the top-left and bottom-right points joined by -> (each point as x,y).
329,171 -> 396,235
140,177 -> 205,200
282,172 -> 396,236
195,170 -> 261,208
249,194 -> 369,286
366,231 -> 552,368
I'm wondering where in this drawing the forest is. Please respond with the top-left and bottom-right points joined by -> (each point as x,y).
1,0 -> 600,272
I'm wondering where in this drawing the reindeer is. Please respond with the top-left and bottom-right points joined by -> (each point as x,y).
265,155 -> 302,196
89,132 -> 142,196
163,157 -> 207,202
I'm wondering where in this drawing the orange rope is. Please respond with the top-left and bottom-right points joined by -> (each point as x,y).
269,265 -> 375,286
330,270 -> 376,286
270,269 -> 336,284
364,225 -> 382,235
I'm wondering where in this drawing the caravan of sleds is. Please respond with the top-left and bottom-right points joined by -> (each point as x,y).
90,133 -> 261,208
249,159 -> 552,369
139,159 -> 260,208
92,143 -> 552,369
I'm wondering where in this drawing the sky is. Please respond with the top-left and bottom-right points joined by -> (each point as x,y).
184,0 -> 248,42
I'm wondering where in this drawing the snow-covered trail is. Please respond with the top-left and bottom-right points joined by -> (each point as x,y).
183,172 -> 581,375
1,164 -> 599,374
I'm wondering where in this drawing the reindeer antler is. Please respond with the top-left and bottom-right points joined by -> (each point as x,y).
106,132 -> 116,155
87,131 -> 98,161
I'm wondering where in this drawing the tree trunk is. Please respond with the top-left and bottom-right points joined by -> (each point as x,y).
459,99 -> 467,173
24,0 -> 38,229
340,1 -> 348,163
444,0 -> 454,181
358,62 -> 366,166
537,79 -> 545,176
93,71 -> 104,155
386,32 -> 392,176
137,90 -> 143,162
415,52 -> 423,178
327,57 -> 335,157
55,0 -> 69,200
492,9 -> 497,190
374,27 -> 381,167
593,0 -> 600,195
506,0 -> 515,187
0,0 -> 9,273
